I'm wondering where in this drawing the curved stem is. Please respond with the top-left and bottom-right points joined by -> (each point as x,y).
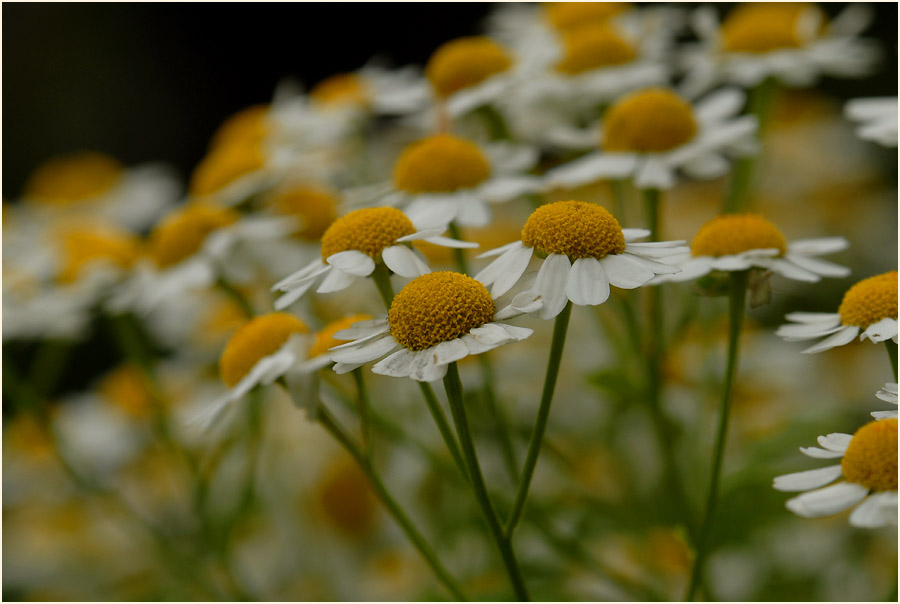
685,270 -> 748,601
505,300 -> 572,535
479,353 -> 520,485
885,341 -> 898,382
419,381 -> 469,481
352,368 -> 373,457
444,362 -> 530,601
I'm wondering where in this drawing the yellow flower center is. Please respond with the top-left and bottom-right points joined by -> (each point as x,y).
268,186 -> 338,241
320,207 -> 415,261
521,200 -> 626,259
556,23 -> 637,75
393,134 -> 491,193
838,272 -> 898,330
309,314 -> 374,359
425,36 -> 513,98
56,225 -> 142,284
389,272 -> 495,351
99,365 -> 158,418
841,419 -> 898,492
603,88 -> 698,153
219,312 -> 309,388
188,143 -> 265,197
721,3 -> 824,54
691,213 -> 787,258
544,2 -> 631,31
149,203 -> 240,269
310,73 -> 371,107
210,105 -> 270,149
25,152 -> 123,204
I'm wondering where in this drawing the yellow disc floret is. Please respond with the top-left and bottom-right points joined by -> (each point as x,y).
556,23 -> 637,75
722,3 -> 824,54
57,224 -> 142,284
841,419 -> 898,492
426,36 -> 512,98
309,314 -> 374,359
269,187 -> 338,241
544,2 -> 631,31
604,88 -> 698,153
838,272 -> 898,330
210,105 -> 270,150
521,200 -> 626,259
189,143 -> 265,197
310,73 -> 371,107
149,203 -> 240,269
691,213 -> 787,258
320,207 -> 415,261
99,365 -> 157,417
393,134 -> 491,193
219,313 -> 309,388
389,272 -> 495,351
25,152 -> 123,203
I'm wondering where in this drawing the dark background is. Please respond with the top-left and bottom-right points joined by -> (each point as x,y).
3,2 -> 898,199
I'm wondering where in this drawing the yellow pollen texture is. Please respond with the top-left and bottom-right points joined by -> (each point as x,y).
544,2 -> 631,31
99,365 -> 157,417
838,272 -> 898,329
210,105 -> 270,150
603,88 -> 698,153
389,272 -> 495,351
149,203 -> 240,269
219,313 -> 309,388
57,225 -> 142,284
310,73 -> 371,107
425,36 -> 512,98
320,207 -> 415,261
841,419 -> 898,492
393,134 -> 491,193
189,143 -> 265,197
309,314 -> 373,358
270,187 -> 338,241
556,23 -> 637,75
691,213 -> 787,258
25,153 -> 123,204
721,3 -> 822,54
521,200 -> 626,259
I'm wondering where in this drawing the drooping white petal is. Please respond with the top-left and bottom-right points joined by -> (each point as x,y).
544,152 -> 637,188
494,323 -> 533,341
431,339 -> 471,366
330,334 -> 399,365
773,465 -> 844,492
396,229 -> 447,242
680,152 -> 730,180
861,318 -> 899,343
622,228 -> 651,241
788,237 -> 850,256
407,349 -> 450,382
709,254 -> 756,271
274,275 -> 324,310
479,175 -> 542,202
817,433 -> 853,452
599,254 -> 656,289
372,348 -> 418,378
488,245 -> 535,298
634,157 -> 676,190
784,312 -> 842,325
272,259 -> 329,291
316,266 -> 358,293
494,290 -> 543,319
332,318 -> 390,340
326,250 -> 376,277
566,257 -> 611,306
783,253 -> 850,278
477,241 -> 522,259
534,254 -> 572,319
462,323 -> 517,354
382,245 -> 431,278
801,325 -> 860,354
456,194 -> 492,227
776,322 -> 845,341
871,410 -> 899,420
694,87 -> 745,123
849,492 -> 898,528
405,198 -> 459,230
799,446 -> 846,459
424,236 -> 479,249
785,482 -> 868,518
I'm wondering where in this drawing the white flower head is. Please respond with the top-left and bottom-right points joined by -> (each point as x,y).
544,87 -> 759,191
776,271 -> 898,354
475,200 -> 687,319
308,63 -> 431,117
873,383 -> 898,420
329,272 -> 532,382
653,213 -> 850,286
272,206 -> 476,309
845,97 -> 898,148
773,418 -> 898,528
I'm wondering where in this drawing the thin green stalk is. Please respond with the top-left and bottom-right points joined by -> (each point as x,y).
352,368 -> 373,457
724,78 -> 777,214
611,179 -> 627,225
314,400 -> 468,601
479,353 -> 520,485
885,341 -> 898,382
419,382 -> 470,481
475,104 -> 513,141
217,276 -> 255,317
685,270 -> 748,601
447,221 -> 470,275
371,262 -> 395,309
444,362 -> 530,601
505,301 -> 572,535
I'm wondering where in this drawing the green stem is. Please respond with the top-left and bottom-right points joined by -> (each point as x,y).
419,382 -> 470,481
885,341 -> 898,382
475,104 -> 513,141
27,338 -> 72,398
314,400 -> 468,601
724,78 -> 777,213
480,353 -> 520,485
612,179 -> 627,225
371,262 -> 395,309
447,221 -> 470,275
444,362 -> 530,601
685,271 -> 748,601
217,276 -> 255,317
505,301 -> 572,535
352,368 -> 373,457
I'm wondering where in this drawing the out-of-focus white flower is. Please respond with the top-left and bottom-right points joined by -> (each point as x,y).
845,97 -> 898,148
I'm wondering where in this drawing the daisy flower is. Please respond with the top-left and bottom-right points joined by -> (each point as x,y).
307,64 -> 431,117
328,272 -> 533,382
845,97 -> 898,148
773,418 -> 897,528
873,383 -> 898,420
272,206 -> 476,309
776,272 -> 898,354
356,134 -> 541,228
652,213 -> 850,285
543,87 -> 759,191
474,200 -> 687,319
679,3 -> 880,99
300,314 -> 373,372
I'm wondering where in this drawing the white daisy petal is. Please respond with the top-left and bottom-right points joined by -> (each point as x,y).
316,266 -> 358,294
801,325 -> 860,354
534,254 -> 572,319
788,237 -> 850,256
849,492 -> 898,528
456,195 -> 492,227
799,446 -> 846,459
861,318 -> 898,343
784,253 -> 850,278
494,290 -> 543,319
479,175 -> 542,201
817,433 -> 853,452
332,318 -> 390,340
272,261 -> 329,291
871,410 -> 898,420
784,312 -> 842,324
566,257 -> 611,306
764,258 -> 823,282
423,236 -> 479,249
405,198 -> 459,229
494,323 -> 533,342
382,245 -> 431,278
462,323 -> 517,354
396,229 -> 447,242
432,339 -> 471,366
326,250 -> 376,277
330,335 -> 399,365
600,254 -> 657,289
333,361 -> 364,374
489,245 -> 535,298
622,228 -> 651,241
408,349 -> 449,382
634,157 -> 676,190
477,241 -> 522,259
710,254 -> 755,271
773,465 -> 844,492
785,482 -> 869,518
694,87 -> 745,123
372,348 -> 418,378
680,152 -> 730,180
274,278 -> 321,310
545,152 -> 637,188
